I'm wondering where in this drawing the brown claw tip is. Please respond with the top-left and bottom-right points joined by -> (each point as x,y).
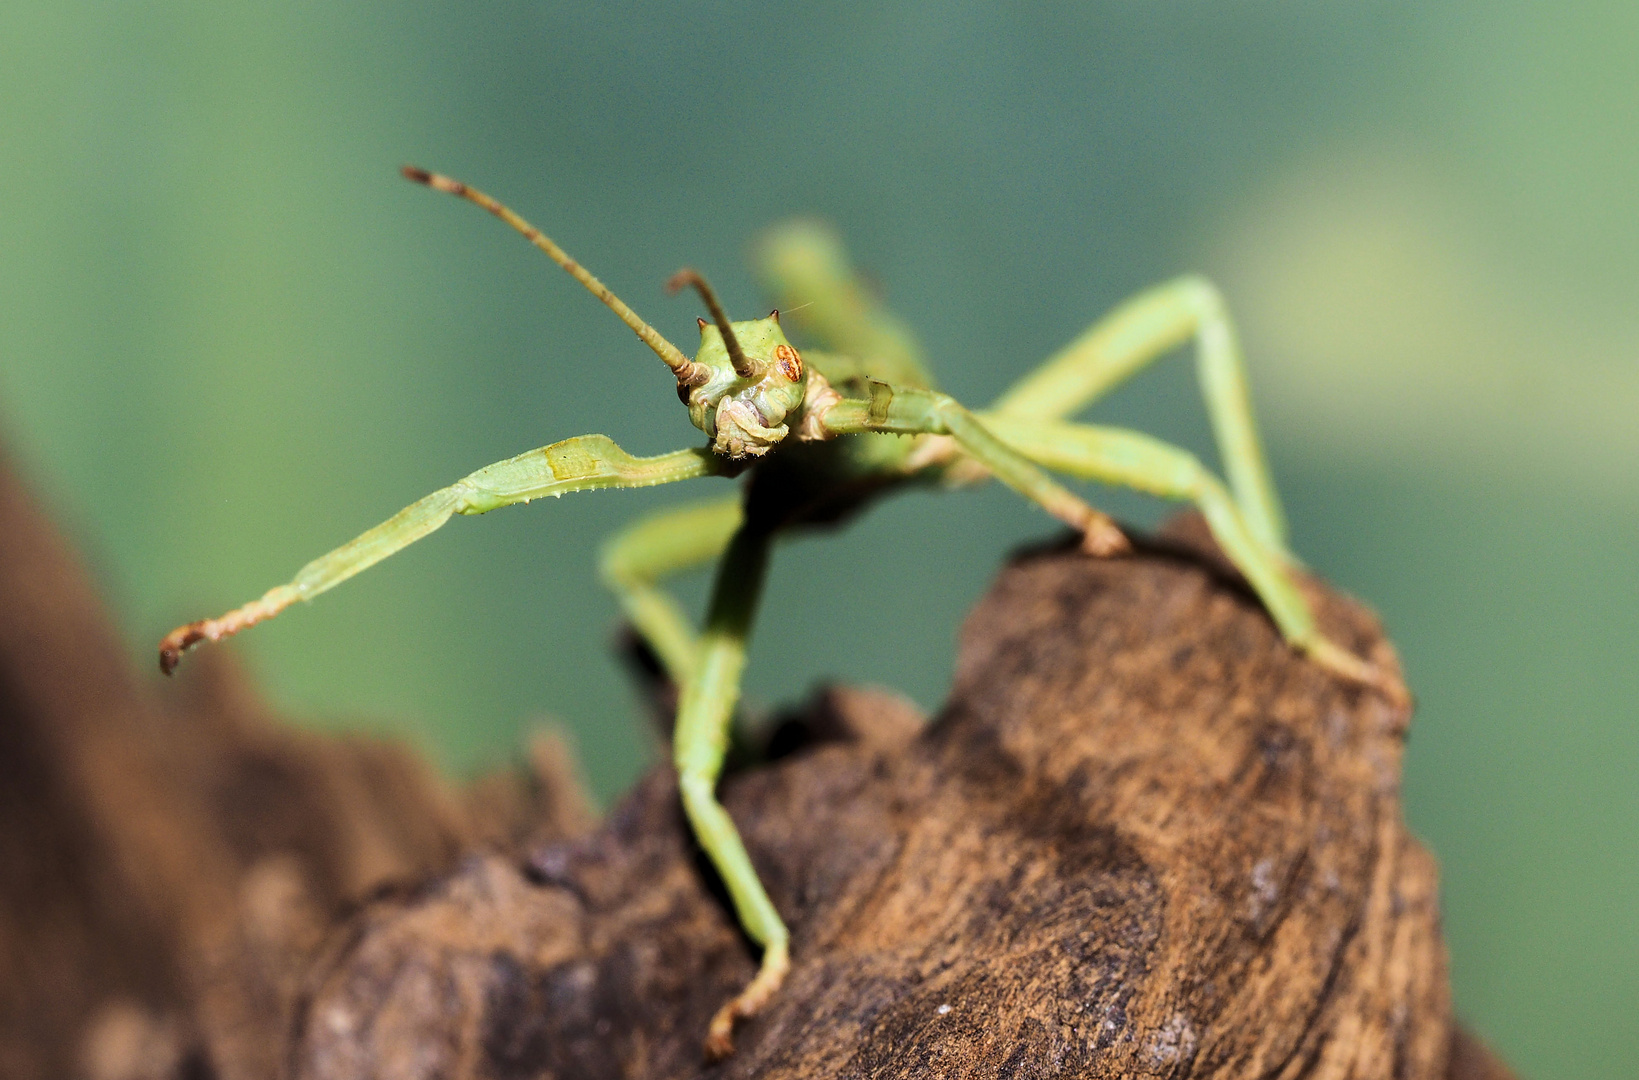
1356,666 -> 1414,722
702,1026 -> 735,1063
157,623 -> 207,676
1376,671 -> 1416,714
701,941 -> 786,1062
1081,523 -> 1131,558
702,990 -> 748,1062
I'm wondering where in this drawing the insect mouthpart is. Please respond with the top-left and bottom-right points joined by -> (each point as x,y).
712,397 -> 789,459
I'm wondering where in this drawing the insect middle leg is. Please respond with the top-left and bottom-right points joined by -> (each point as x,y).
670,521 -> 789,1060
598,495 -> 744,684
987,276 -> 1289,554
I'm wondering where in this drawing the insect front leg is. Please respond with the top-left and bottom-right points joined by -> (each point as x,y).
989,276 -> 1289,554
982,415 -> 1406,702
598,495 -> 743,683
159,436 -> 729,672
669,521 -> 790,1060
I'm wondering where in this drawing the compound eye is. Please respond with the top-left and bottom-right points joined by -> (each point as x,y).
773,343 -> 803,382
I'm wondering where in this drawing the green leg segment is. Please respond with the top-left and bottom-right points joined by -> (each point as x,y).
160,435 -> 727,672
598,495 -> 744,684
981,415 -> 1394,694
988,275 -> 1289,553
818,381 -> 1129,554
671,523 -> 791,1060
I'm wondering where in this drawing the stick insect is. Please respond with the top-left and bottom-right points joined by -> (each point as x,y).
160,167 -> 1400,1058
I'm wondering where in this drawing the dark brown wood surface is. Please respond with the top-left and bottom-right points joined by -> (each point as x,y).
0,442 -> 1516,1080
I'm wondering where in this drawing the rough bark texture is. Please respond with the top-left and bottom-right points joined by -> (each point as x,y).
0,441 -> 1517,1080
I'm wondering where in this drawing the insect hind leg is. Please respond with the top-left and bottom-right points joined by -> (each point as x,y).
981,414 -> 1406,703
989,276 -> 1288,554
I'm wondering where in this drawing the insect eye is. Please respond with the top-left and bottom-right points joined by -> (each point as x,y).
773,343 -> 803,382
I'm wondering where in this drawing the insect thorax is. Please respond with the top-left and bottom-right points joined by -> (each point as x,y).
682,317 -> 808,459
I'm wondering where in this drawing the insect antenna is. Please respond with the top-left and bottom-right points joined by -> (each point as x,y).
401,166 -> 697,378
665,268 -> 759,379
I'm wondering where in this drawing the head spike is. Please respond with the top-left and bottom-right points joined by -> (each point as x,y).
768,308 -> 780,324
666,268 -> 758,379
401,166 -> 692,375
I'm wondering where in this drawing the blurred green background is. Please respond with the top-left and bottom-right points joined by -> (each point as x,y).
2,3 -> 1634,1075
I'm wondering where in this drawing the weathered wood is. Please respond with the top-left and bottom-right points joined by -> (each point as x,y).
0,438 -> 1514,1080
287,526 -> 1451,1080
0,444 -> 592,1080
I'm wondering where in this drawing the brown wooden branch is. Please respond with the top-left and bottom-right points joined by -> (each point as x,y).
0,439 -> 1517,1080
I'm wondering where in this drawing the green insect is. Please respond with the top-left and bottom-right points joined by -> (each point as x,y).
160,166 -> 1399,1058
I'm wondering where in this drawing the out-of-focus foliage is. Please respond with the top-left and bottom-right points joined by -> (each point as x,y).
0,4 -> 1633,1076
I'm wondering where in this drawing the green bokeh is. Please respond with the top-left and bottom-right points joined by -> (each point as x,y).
2,4 -> 1633,1076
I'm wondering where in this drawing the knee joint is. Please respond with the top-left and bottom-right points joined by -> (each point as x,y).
1173,274 -> 1227,322
677,771 -> 724,821
597,541 -> 637,591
